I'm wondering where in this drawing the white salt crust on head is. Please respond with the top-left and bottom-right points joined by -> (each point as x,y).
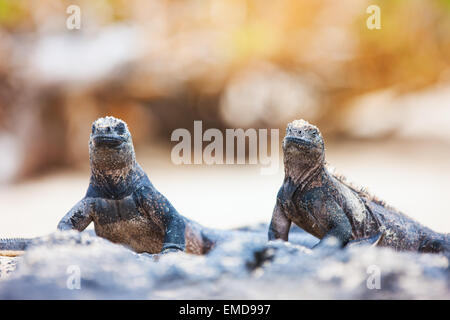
93,116 -> 128,130
288,119 -> 318,130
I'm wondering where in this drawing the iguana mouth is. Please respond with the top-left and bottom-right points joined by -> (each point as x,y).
93,135 -> 126,148
284,136 -> 316,149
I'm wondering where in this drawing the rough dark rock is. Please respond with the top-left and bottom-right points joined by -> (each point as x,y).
0,226 -> 448,299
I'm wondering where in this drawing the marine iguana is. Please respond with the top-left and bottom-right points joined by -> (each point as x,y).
269,119 -> 450,254
1,116 -> 216,255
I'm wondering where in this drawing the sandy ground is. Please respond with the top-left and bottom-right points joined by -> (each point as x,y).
0,140 -> 450,238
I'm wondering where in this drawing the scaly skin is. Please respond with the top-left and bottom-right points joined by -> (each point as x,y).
0,238 -> 30,256
0,238 -> 31,250
269,119 -> 450,254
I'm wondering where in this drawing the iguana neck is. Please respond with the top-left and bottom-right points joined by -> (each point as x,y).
91,159 -> 136,183
283,156 -> 324,191
90,152 -> 138,198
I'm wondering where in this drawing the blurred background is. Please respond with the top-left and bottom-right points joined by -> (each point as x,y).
0,0 -> 450,237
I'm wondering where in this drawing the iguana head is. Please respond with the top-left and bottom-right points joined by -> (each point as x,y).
283,119 -> 325,174
89,116 -> 136,175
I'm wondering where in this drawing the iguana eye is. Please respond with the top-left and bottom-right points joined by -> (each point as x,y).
91,124 -> 96,134
309,128 -> 317,136
116,122 -> 126,135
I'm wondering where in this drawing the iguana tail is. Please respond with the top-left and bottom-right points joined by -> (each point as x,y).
0,238 -> 32,257
418,233 -> 450,256
346,232 -> 384,248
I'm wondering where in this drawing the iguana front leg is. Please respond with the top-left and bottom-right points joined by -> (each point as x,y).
268,202 -> 291,241
161,212 -> 187,253
57,198 -> 93,231
140,189 -> 186,253
312,198 -> 352,248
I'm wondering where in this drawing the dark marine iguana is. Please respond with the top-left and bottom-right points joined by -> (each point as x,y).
269,119 -> 450,254
1,116 -> 217,255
